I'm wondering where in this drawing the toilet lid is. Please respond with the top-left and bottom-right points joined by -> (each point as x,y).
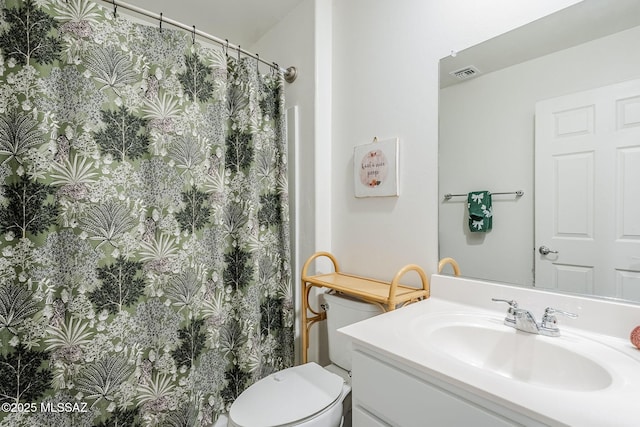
229,362 -> 344,427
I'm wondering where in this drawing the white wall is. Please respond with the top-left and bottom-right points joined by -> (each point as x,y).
330,0 -> 580,283
439,25 -> 640,287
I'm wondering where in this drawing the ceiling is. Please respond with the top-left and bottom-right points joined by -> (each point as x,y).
440,0 -> 640,88
103,0 -> 305,48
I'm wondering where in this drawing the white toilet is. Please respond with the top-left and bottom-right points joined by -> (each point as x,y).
227,292 -> 382,427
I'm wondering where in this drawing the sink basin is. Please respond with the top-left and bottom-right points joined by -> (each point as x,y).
421,315 -> 613,391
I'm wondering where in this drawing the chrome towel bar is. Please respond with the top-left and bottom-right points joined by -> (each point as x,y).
443,190 -> 524,200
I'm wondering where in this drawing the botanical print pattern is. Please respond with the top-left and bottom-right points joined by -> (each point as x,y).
0,0 -> 293,425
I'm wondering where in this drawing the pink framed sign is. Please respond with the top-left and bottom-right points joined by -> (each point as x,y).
353,138 -> 399,198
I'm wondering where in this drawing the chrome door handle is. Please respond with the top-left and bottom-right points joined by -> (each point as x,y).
539,245 -> 558,255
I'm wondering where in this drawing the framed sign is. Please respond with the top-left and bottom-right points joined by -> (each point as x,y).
354,138 -> 399,198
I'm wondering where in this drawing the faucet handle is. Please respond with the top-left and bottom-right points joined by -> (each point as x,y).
491,298 -> 518,326
491,298 -> 518,308
540,307 -> 578,331
544,307 -> 578,317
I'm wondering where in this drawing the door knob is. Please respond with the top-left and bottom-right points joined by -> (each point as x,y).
539,245 -> 558,255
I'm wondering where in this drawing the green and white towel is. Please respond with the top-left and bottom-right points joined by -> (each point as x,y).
468,191 -> 493,232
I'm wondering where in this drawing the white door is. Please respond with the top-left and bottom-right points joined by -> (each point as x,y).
535,79 -> 640,300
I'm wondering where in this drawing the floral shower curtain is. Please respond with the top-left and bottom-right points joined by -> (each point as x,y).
0,0 -> 293,425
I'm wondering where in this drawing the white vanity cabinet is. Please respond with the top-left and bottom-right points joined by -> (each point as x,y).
350,346 -> 544,427
341,274 -> 640,427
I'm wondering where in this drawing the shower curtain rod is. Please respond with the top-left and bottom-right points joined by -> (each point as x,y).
97,0 -> 298,83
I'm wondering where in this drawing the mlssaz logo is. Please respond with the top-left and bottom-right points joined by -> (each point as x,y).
40,402 -> 89,413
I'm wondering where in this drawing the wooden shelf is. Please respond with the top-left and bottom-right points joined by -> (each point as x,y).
301,251 -> 430,363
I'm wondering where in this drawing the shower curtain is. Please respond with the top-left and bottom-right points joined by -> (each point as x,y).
0,0 -> 293,425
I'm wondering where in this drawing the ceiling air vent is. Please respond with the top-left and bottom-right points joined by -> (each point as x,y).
450,66 -> 480,80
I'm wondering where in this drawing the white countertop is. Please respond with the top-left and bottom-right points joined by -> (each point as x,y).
340,274 -> 640,427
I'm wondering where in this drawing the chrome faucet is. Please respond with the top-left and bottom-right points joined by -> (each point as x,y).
492,298 -> 577,337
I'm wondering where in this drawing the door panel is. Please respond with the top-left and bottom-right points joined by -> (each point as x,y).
535,79 -> 640,300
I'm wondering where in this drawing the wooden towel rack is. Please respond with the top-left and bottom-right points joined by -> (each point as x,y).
300,251 -> 430,363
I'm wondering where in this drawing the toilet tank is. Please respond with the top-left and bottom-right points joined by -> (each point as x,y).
323,293 -> 383,371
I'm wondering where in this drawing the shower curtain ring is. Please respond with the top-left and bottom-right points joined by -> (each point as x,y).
224,39 -> 229,57
192,25 -> 196,45
159,13 -> 163,32
112,0 -> 117,17
255,53 -> 259,72
237,46 -> 241,61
